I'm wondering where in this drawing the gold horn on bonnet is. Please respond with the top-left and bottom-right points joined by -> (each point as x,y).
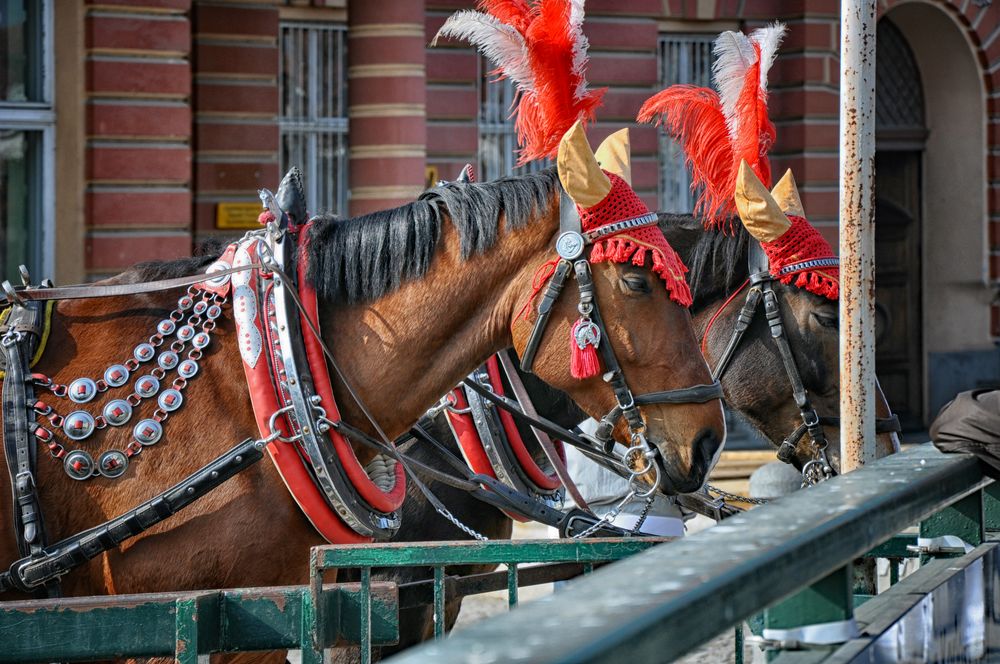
594,128 -> 632,186
733,160 -> 792,243
770,168 -> 805,218
557,121 -> 612,208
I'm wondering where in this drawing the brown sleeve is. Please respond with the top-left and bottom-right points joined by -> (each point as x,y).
931,390 -> 1000,478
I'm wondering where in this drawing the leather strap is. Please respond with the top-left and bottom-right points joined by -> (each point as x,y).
3,264 -> 264,303
497,349 -> 591,512
520,259 -> 572,373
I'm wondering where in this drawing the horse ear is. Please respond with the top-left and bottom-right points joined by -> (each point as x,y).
557,120 -> 612,208
734,160 -> 792,243
594,128 -> 632,186
770,168 -> 805,217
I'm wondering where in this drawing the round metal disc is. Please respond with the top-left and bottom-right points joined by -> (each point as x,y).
177,359 -> 199,379
206,304 -> 222,320
555,231 -> 586,260
97,450 -> 129,479
133,343 -> 156,363
177,295 -> 194,311
103,399 -> 133,427
157,319 -> 177,336
104,364 -> 130,388
68,377 -> 97,404
157,389 -> 183,412
63,411 -> 96,441
64,450 -> 95,480
192,332 -> 210,350
133,419 -> 163,446
134,375 -> 161,399
157,351 -> 180,370
193,300 -> 209,316
176,325 -> 195,342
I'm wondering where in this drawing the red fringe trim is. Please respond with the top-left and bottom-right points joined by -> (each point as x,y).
590,237 -> 693,307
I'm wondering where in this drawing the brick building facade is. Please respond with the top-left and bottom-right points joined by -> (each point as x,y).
2,0 -> 999,426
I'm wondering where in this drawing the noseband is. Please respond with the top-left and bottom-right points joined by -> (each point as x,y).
519,190 -> 723,491
705,242 -> 900,485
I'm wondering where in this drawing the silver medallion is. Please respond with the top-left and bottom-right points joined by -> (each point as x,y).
63,411 -> 96,441
133,343 -> 156,363
102,399 -> 133,426
64,450 -> 95,480
157,351 -> 180,370
97,450 -> 129,479
104,364 -> 130,388
157,319 -> 177,336
206,304 -> 222,320
573,320 -> 602,350
191,332 -> 210,350
133,418 -> 163,446
157,389 -> 183,412
193,300 -> 208,316
556,231 -> 586,261
177,359 -> 199,379
68,377 -> 97,404
176,325 -> 195,342
134,375 -> 160,398
177,295 -> 194,311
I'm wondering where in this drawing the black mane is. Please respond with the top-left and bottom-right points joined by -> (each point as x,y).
305,169 -> 558,304
658,213 -> 750,310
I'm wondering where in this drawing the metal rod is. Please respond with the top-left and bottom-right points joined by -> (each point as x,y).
839,0 -> 878,472
434,566 -> 446,639
507,564 -> 519,608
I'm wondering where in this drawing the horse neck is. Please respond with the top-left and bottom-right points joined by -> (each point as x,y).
322,209 -> 558,444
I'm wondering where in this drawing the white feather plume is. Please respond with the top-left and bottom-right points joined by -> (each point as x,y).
712,30 -> 758,141
752,22 -> 786,92
433,10 -> 535,91
568,0 -> 590,101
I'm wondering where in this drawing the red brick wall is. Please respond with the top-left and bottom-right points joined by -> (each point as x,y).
84,0 -> 194,278
192,1 -> 280,242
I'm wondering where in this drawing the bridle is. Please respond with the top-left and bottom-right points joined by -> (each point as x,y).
704,241 -> 900,486
518,189 -> 724,493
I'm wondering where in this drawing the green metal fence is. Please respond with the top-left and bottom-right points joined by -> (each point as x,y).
385,443 -> 999,663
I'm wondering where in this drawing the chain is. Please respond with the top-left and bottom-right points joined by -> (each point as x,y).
435,505 -> 488,541
629,496 -> 655,534
571,489 -> 636,539
705,483 -> 769,506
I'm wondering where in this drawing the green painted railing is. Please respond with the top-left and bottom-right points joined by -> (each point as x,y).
311,537 -> 670,664
385,444 -> 996,663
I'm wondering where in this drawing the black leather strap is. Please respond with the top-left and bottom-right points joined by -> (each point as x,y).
0,438 -> 264,594
520,259 -> 572,373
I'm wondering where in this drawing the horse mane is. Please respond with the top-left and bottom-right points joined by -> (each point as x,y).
658,213 -> 750,310
306,168 -> 559,304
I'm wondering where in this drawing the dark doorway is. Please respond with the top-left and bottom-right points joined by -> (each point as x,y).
875,18 -> 927,430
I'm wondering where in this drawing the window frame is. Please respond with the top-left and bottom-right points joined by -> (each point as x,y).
476,58 -> 550,182
278,20 -> 349,217
0,0 -> 55,278
656,32 -> 715,214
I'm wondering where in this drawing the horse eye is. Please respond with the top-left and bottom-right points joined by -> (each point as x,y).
623,275 -> 651,293
812,311 -> 838,329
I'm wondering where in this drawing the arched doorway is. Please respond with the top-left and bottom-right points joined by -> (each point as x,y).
874,17 -> 926,431
875,3 -> 989,431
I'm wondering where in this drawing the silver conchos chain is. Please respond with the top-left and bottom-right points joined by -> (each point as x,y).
30,287 -> 226,480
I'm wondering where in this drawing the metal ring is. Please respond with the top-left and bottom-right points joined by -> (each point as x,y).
266,404 -> 302,443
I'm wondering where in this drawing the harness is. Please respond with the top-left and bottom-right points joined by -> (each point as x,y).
519,190 -> 724,489
703,241 -> 900,486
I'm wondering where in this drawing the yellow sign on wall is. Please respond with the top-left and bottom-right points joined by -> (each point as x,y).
216,203 -> 263,230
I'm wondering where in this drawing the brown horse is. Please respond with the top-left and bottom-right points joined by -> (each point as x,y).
366,209 -> 901,659
0,146 -> 724,661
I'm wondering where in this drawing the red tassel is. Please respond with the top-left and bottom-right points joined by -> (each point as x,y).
570,320 -> 601,380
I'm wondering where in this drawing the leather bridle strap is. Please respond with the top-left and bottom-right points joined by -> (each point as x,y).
1,263 -> 265,304
496,349 -> 591,512
519,259 -> 572,373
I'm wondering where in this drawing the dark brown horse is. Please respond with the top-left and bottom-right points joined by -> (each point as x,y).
365,212 -> 900,659
0,158 -> 724,662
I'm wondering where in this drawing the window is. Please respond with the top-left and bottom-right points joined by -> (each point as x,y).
657,34 -> 714,213
1,0 -> 54,280
478,61 -> 550,182
279,22 -> 348,216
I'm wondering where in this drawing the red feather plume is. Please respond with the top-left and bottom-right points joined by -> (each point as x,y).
436,0 -> 606,166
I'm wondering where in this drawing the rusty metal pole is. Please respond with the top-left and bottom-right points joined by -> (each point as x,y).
839,0 -> 878,472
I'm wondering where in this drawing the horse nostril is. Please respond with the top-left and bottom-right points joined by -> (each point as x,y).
692,427 -> 722,474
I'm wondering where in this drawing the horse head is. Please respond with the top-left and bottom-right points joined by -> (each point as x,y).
510,123 -> 725,494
